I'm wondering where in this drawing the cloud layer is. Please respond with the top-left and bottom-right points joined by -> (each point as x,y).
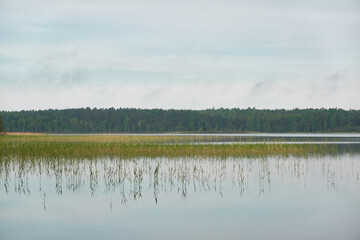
1,76 -> 359,111
0,0 -> 359,110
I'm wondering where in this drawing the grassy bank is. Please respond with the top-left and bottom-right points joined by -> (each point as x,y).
1,134 -> 358,159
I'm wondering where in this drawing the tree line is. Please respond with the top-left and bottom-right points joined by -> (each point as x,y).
0,107 -> 359,133
0,115 -> 3,133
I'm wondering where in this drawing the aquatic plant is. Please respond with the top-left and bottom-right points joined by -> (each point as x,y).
1,134 -> 358,160
1,155 -> 359,204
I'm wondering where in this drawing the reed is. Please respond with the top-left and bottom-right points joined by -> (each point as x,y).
1,134 -> 358,159
1,154 -> 359,201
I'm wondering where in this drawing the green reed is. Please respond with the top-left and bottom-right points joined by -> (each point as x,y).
1,134 -> 358,160
1,154 -> 359,202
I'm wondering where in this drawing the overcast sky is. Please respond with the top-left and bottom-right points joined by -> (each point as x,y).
0,0 -> 359,111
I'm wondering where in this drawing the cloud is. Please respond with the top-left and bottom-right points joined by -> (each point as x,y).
248,80 -> 275,96
1,0 -> 359,110
1,75 -> 359,111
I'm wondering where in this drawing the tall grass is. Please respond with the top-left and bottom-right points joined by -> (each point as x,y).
1,154 -> 359,201
1,135 -> 359,203
1,134 -> 358,159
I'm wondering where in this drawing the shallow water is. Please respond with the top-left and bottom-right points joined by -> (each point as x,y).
1,153 -> 360,239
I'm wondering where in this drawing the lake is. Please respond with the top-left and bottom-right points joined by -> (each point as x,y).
0,134 -> 359,239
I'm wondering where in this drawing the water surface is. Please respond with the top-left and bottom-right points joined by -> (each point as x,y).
1,151 -> 359,239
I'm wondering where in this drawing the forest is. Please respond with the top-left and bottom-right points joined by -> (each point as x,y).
0,107 -> 359,133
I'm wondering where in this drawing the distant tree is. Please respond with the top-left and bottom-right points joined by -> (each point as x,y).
0,108 -> 359,133
0,115 -> 4,133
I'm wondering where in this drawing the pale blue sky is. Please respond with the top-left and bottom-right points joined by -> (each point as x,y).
0,0 -> 359,110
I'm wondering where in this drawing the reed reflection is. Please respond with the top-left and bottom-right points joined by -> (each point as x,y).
1,154 -> 359,206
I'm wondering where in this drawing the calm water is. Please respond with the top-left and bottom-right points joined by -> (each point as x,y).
1,151 -> 360,239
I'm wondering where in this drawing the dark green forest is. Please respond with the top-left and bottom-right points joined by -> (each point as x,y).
1,108 -> 359,133
0,115 -> 3,133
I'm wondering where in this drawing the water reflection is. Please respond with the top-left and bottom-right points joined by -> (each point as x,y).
1,154 -> 359,206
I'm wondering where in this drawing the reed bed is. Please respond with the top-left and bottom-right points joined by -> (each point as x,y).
3,154 -> 358,200
1,134 -> 224,144
1,134 -> 358,159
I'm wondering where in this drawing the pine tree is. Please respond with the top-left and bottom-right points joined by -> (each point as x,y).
0,115 -> 4,133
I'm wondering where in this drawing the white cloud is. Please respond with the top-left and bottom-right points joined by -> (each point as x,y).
1,75 -> 359,111
0,0 -> 359,110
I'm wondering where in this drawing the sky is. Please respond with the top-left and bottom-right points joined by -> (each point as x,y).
0,0 -> 359,111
